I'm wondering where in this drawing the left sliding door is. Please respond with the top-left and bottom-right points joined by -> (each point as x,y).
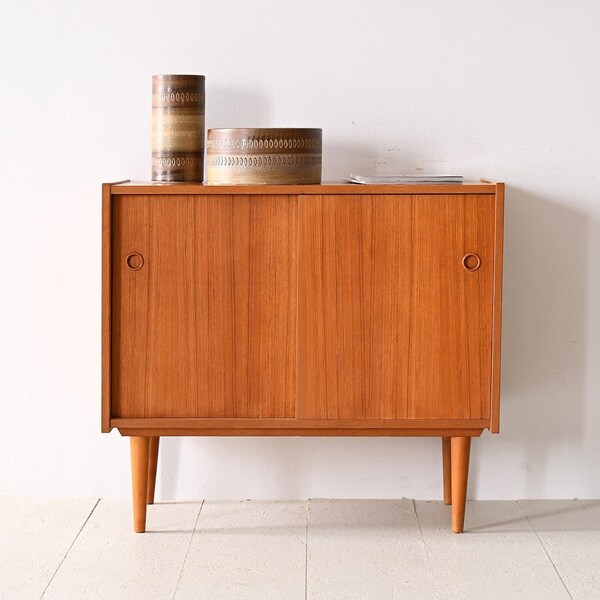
111,194 -> 298,419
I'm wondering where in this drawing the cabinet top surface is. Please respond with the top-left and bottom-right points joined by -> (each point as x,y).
108,180 -> 501,195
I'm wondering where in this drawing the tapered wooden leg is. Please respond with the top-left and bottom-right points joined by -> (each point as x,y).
442,437 -> 452,505
450,436 -> 471,533
130,436 -> 150,533
147,437 -> 160,505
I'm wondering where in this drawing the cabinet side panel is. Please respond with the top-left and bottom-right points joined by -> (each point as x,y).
101,184 -> 112,431
111,195 -> 151,418
297,195 -> 413,419
490,184 -> 505,432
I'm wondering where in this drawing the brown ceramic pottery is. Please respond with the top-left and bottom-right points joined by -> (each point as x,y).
152,74 -> 205,182
206,128 -> 322,184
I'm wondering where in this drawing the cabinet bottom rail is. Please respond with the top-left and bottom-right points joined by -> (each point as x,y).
119,427 -> 485,437
112,418 -> 488,438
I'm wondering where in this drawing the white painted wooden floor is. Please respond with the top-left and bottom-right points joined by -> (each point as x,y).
1,499 -> 598,599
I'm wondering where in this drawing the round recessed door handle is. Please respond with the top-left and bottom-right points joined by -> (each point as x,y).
125,252 -> 144,271
462,253 -> 481,272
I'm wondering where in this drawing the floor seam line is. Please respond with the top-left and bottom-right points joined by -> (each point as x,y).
305,500 -> 309,600
172,499 -> 204,600
412,500 -> 441,600
38,498 -> 100,600
517,500 -> 574,600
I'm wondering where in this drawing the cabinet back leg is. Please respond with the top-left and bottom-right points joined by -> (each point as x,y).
130,436 -> 150,533
147,437 -> 160,505
442,437 -> 452,505
450,436 -> 471,533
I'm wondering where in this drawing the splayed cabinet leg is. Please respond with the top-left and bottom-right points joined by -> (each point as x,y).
130,436 -> 150,533
450,436 -> 471,533
147,437 -> 160,505
442,437 -> 452,505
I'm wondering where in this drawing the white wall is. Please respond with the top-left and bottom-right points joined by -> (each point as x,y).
1,0 -> 599,501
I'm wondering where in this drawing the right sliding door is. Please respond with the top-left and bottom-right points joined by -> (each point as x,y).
297,194 -> 495,421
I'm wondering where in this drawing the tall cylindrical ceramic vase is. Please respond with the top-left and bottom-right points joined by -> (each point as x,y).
152,74 -> 205,182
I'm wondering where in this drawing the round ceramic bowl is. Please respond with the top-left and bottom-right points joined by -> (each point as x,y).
206,128 -> 322,184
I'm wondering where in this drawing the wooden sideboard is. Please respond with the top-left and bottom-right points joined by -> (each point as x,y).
102,180 -> 504,533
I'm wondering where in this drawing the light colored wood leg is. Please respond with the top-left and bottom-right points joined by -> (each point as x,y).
442,437 -> 452,505
147,437 -> 160,505
130,436 -> 150,533
450,436 -> 471,533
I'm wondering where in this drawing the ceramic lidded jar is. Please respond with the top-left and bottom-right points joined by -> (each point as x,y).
151,74 -> 205,182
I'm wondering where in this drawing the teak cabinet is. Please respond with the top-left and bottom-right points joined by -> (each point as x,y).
102,180 -> 504,533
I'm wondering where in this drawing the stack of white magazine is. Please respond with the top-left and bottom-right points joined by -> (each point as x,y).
349,174 -> 464,184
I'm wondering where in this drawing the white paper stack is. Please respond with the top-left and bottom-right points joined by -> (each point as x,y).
349,174 -> 464,184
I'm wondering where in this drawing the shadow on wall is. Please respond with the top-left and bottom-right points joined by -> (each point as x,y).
472,185 -> 592,497
159,437 -> 307,501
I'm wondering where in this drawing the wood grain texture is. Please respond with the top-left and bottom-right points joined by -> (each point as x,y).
112,182 -> 497,196
490,183 -> 505,433
297,195 -> 412,419
111,194 -> 297,419
297,194 -> 494,421
442,437 -> 452,505
111,196 -> 151,419
105,184 -> 503,436
451,436 -> 471,533
111,418 -> 489,430
145,196 -> 197,417
103,182 -> 504,535
195,194 -> 297,418
407,194 -> 494,420
147,437 -> 159,505
118,427 -> 485,438
130,436 -> 150,533
101,184 -> 112,433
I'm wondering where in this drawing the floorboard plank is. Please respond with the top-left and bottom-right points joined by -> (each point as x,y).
174,501 -> 307,600
2,498 -> 598,600
0,497 -> 98,600
414,500 -> 571,599
41,499 -> 202,600
306,499 -> 436,599
519,499 -> 600,599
